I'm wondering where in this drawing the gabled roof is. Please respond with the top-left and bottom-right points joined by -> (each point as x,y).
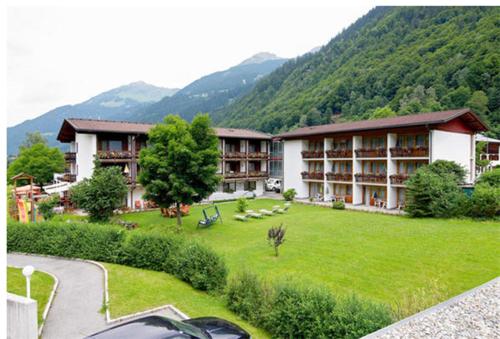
277,108 -> 488,139
476,134 -> 500,143
57,118 -> 271,142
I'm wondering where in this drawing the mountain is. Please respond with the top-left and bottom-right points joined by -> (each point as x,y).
7,82 -> 178,155
130,53 -> 287,123
214,7 -> 500,138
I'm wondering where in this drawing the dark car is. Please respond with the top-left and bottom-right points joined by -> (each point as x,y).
86,315 -> 251,339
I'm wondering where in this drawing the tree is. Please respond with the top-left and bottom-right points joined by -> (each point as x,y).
426,160 -> 466,184
268,224 -> 286,257
476,167 -> 500,187
475,141 -> 490,168
139,114 -> 220,229
20,132 -> 48,149
37,194 -> 60,220
7,143 -> 64,186
468,184 -> 500,218
369,106 -> 397,120
467,90 -> 489,117
70,164 -> 128,222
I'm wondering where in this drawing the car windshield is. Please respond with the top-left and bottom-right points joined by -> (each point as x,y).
168,318 -> 211,339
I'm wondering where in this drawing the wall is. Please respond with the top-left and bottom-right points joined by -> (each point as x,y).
283,140 -> 308,198
75,133 -> 97,182
431,130 -> 474,183
7,293 -> 37,339
129,186 -> 146,209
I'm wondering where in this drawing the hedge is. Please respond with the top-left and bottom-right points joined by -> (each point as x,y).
226,271 -> 393,338
7,221 -> 227,292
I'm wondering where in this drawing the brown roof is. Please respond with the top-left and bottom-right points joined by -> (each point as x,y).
214,127 -> 272,140
277,108 -> 488,139
57,118 -> 271,142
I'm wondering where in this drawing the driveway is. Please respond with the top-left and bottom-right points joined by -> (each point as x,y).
8,253 -> 106,338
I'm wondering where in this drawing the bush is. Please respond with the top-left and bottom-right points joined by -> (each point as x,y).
7,220 -> 226,292
37,194 -> 60,220
476,168 -> 500,187
170,242 -> 227,291
332,201 -> 345,210
426,160 -> 466,184
226,273 -> 393,339
469,184 -> 500,218
282,188 -> 297,201
405,167 -> 467,218
236,197 -> 248,213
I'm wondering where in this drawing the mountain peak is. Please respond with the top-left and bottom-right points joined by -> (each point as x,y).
239,52 -> 283,65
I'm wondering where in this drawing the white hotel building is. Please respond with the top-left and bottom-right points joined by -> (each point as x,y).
276,109 -> 487,209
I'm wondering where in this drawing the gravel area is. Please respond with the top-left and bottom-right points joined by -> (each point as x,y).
366,277 -> 499,339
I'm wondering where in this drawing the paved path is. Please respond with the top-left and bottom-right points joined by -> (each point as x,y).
8,254 -> 106,339
365,277 -> 500,338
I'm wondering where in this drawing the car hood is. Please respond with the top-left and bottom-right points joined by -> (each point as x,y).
183,317 -> 250,339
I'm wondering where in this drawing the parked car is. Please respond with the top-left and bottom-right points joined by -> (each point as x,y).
265,178 -> 281,192
86,315 -> 251,339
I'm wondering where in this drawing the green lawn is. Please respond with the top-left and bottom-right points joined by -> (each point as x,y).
120,199 -> 499,307
103,263 -> 269,338
7,267 -> 55,325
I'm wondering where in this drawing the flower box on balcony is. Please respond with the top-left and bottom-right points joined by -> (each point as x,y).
247,152 -> 268,159
301,171 -> 323,180
354,173 -> 387,183
326,149 -> 353,158
389,174 -> 410,185
355,148 -> 387,158
224,172 -> 247,179
390,146 -> 429,157
98,150 -> 134,159
248,171 -> 267,177
326,172 -> 352,182
224,152 -> 246,158
301,150 -> 324,159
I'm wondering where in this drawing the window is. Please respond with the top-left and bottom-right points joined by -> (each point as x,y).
223,182 -> 236,193
244,181 -> 256,191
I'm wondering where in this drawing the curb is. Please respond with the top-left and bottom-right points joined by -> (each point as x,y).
9,252 -> 191,326
7,263 -> 59,337
362,276 -> 500,338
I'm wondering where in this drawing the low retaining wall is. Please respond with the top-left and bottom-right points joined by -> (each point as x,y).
7,293 -> 38,339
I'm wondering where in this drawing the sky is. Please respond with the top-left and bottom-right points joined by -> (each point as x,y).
7,4 -> 372,127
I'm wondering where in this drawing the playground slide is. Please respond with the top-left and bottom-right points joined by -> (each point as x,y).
17,199 -> 28,223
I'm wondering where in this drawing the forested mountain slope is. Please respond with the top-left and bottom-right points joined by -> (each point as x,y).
215,7 -> 500,137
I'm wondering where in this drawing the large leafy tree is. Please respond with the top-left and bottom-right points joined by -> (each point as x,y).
20,132 -> 48,149
70,164 -> 128,222
8,143 -> 64,186
139,114 -> 220,229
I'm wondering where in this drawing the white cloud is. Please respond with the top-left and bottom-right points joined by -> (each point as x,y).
7,4 -> 372,126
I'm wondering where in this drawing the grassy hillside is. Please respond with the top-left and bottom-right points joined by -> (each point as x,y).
215,7 -> 500,137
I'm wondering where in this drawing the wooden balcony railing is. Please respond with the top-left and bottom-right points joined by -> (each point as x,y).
224,172 -> 247,179
326,149 -> 353,158
247,152 -> 268,159
248,171 -> 268,178
224,152 -> 246,159
390,174 -> 410,185
301,150 -> 324,159
97,150 -> 135,159
390,147 -> 429,157
326,172 -> 352,182
480,153 -> 499,161
301,172 -> 324,180
63,173 -> 77,183
355,148 -> 387,158
354,173 -> 387,183
64,152 -> 76,161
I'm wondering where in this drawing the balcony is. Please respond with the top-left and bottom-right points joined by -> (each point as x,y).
248,171 -> 268,178
390,147 -> 429,157
301,172 -> 324,180
224,172 -> 247,179
390,174 -> 410,185
97,150 -> 135,160
63,173 -> 77,183
224,151 -> 246,159
354,173 -> 387,184
480,153 -> 499,161
326,172 -> 352,182
64,152 -> 76,161
301,150 -> 324,159
247,152 -> 268,159
355,148 -> 387,158
326,149 -> 353,158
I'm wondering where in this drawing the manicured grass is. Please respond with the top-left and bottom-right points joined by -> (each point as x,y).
103,263 -> 269,338
7,267 -> 55,325
121,199 -> 499,309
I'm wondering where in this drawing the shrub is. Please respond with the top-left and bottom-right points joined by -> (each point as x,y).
226,271 -> 267,323
121,233 -> 181,271
282,188 -> 297,201
170,242 -> 227,291
267,224 -> 286,257
426,160 -> 466,184
405,167 -> 467,218
37,194 -> 60,220
476,168 -> 500,187
469,184 -> 500,218
236,197 -> 248,213
332,201 -> 345,210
